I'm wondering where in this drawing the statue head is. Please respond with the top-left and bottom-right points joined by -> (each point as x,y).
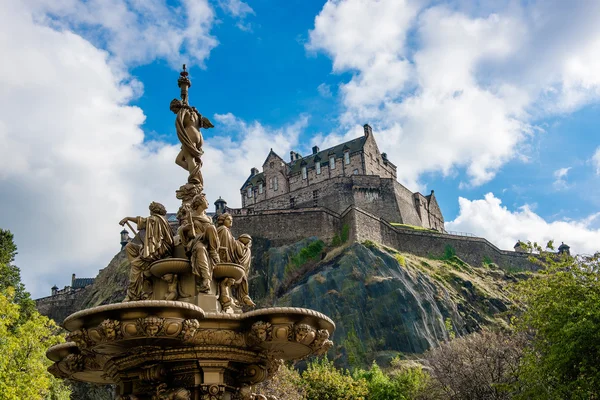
217,213 -> 233,228
191,193 -> 209,212
149,202 -> 167,216
162,273 -> 174,283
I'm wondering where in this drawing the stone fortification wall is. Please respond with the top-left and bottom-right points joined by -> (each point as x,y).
36,288 -> 89,323
230,207 -> 341,246
238,175 -> 432,226
345,207 -> 535,271
230,205 -> 534,271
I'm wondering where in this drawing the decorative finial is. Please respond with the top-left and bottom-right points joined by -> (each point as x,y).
178,64 -> 191,105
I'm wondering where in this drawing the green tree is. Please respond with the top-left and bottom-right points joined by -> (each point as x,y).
0,229 -> 35,320
301,358 -> 368,400
513,246 -> 600,399
0,229 -> 70,400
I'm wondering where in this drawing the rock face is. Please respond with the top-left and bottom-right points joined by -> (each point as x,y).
249,238 -> 515,367
41,237 -> 518,370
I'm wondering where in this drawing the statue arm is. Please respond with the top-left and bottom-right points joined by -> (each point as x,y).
118,216 -> 146,229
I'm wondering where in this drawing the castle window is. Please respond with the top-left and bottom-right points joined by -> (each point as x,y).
274,176 -> 278,191
259,182 -> 263,194
313,190 -> 319,206
290,197 -> 295,208
344,151 -> 350,164
247,186 -> 252,198
302,166 -> 307,180
316,162 -> 321,175
329,156 -> 335,169
270,162 -> 274,168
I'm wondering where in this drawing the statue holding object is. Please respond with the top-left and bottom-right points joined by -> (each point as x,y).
119,202 -> 174,301
217,213 -> 255,307
177,193 -> 220,293
170,64 -> 213,186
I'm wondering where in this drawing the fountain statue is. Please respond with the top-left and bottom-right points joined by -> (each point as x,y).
46,66 -> 334,399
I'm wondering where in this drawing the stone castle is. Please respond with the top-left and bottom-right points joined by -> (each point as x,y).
232,124 -> 445,232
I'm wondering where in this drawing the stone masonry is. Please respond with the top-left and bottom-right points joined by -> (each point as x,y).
237,124 -> 445,232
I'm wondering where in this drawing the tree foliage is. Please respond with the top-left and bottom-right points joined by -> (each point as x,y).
513,247 -> 600,399
421,330 -> 525,400
253,363 -> 305,400
354,359 -> 429,400
301,358 -> 369,400
0,229 -> 70,400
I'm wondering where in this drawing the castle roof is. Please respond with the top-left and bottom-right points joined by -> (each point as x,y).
241,135 -> 373,190
288,136 -> 367,175
72,277 -> 95,289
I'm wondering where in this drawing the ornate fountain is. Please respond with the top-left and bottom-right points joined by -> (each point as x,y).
46,66 -> 334,400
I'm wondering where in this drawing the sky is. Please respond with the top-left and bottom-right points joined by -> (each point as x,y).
1,0 -> 600,299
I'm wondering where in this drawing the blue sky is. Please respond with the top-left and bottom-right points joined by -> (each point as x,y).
1,0 -> 600,298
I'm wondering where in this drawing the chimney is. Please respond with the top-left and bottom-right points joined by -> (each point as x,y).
250,167 -> 259,176
312,146 -> 320,155
363,123 -> 372,137
290,151 -> 295,162
71,273 -> 76,286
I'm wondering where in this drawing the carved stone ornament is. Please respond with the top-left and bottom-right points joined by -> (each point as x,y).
191,329 -> 245,347
311,329 -> 334,356
100,319 -> 123,341
67,328 -> 93,349
200,384 -> 225,400
180,319 -> 200,341
293,323 -> 316,345
137,316 -> 165,337
247,321 -> 272,346
153,383 -> 191,400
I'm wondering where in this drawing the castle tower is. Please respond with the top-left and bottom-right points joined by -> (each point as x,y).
120,228 -> 130,250
214,196 -> 227,215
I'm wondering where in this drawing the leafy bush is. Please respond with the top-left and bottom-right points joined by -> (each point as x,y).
354,360 -> 429,400
301,358 -> 368,400
284,240 -> 325,277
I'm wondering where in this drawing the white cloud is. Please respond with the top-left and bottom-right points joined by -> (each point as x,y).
218,0 -> 255,31
24,0 -> 218,68
446,193 -> 600,255
307,0 -> 600,187
218,0 -> 254,18
592,147 -> 600,175
0,1 -> 302,299
317,83 -> 333,98
553,167 -> 571,190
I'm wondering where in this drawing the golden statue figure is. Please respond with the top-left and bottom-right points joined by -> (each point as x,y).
119,202 -> 174,301
216,213 -> 255,307
170,65 -> 213,186
177,193 -> 220,293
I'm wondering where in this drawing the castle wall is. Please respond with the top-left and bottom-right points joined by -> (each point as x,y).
362,132 -> 396,179
393,181 -> 424,226
230,207 -> 340,246
230,205 -> 535,272
36,287 -> 90,323
345,207 -> 536,271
